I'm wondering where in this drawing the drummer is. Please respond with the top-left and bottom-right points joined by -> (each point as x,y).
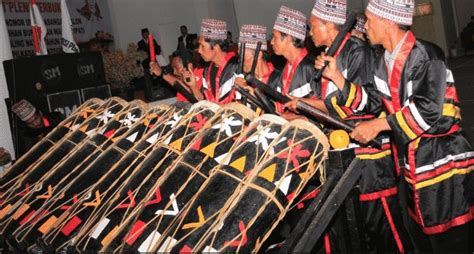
284,0 -> 412,252
233,24 -> 280,114
151,19 -> 239,105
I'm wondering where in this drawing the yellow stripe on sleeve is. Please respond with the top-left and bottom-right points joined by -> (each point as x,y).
442,103 -> 461,119
331,96 -> 347,119
345,83 -> 357,107
395,112 -> 417,140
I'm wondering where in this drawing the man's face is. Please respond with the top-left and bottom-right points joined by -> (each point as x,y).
25,112 -> 43,129
181,26 -> 188,36
309,15 -> 329,47
197,36 -> 216,62
270,30 -> 288,56
142,32 -> 149,41
171,56 -> 185,79
364,11 -> 385,45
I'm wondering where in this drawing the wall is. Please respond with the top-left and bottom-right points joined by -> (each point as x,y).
453,0 -> 474,37
106,0 -> 470,58
440,0 -> 457,50
233,0 -> 368,36
106,0 -> 241,58
0,5 -> 14,158
406,0 -> 448,53
233,0 -> 313,35
106,0 -> 204,58
208,0 -> 238,41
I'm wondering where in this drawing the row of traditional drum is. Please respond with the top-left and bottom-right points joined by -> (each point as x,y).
0,97 -> 328,252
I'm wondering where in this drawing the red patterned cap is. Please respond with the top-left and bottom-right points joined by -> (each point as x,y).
366,0 -> 415,26
239,24 -> 268,51
312,0 -> 347,25
200,18 -> 227,40
354,14 -> 367,33
273,5 -> 307,41
12,99 -> 37,122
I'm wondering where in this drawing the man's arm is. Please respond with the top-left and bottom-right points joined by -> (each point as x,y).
284,97 -> 328,113
150,62 -> 204,101
317,50 -> 382,120
352,59 -> 448,145
181,63 -> 204,101
351,117 -> 391,144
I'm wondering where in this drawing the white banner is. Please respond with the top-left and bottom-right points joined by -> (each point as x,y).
2,0 -> 112,58
61,0 -> 79,53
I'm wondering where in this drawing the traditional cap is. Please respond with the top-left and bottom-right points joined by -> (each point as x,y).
239,24 -> 268,51
200,18 -> 228,40
354,14 -> 367,34
12,99 -> 37,122
366,0 -> 415,26
273,5 -> 307,41
311,0 -> 347,25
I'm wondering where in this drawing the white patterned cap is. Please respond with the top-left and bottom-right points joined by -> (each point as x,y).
273,5 -> 307,41
354,14 -> 367,33
12,99 -> 37,122
200,18 -> 227,40
366,0 -> 415,26
311,0 -> 347,25
239,24 -> 268,51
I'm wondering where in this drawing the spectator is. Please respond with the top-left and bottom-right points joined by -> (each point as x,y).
177,25 -> 198,50
11,99 -> 64,156
137,28 -> 161,55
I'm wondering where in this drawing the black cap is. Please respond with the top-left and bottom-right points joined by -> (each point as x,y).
141,28 -> 149,33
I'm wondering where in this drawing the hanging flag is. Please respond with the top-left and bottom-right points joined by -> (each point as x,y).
30,0 -> 48,55
61,0 -> 80,53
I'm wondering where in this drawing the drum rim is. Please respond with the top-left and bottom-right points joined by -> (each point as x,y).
129,99 -> 151,110
150,103 -> 170,112
286,119 -> 329,152
190,100 -> 221,112
221,102 -> 258,120
106,96 -> 129,106
254,114 -> 288,125
82,98 -> 104,107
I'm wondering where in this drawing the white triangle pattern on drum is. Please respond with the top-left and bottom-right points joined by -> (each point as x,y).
146,133 -> 159,144
275,175 -> 292,195
126,132 -> 139,142
214,152 -> 230,165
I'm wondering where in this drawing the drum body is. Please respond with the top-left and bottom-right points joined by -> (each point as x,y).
171,120 -> 328,253
118,103 -> 257,252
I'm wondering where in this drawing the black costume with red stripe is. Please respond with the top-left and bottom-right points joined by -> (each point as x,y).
236,62 -> 281,114
318,34 -> 412,253
199,52 -> 239,104
265,35 -> 412,253
270,48 -> 316,113
347,31 -> 473,251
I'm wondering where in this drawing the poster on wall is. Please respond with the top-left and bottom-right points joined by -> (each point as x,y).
81,84 -> 110,101
2,0 -> 113,58
46,89 -> 81,117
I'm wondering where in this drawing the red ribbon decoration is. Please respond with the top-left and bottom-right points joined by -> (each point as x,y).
148,34 -> 156,62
